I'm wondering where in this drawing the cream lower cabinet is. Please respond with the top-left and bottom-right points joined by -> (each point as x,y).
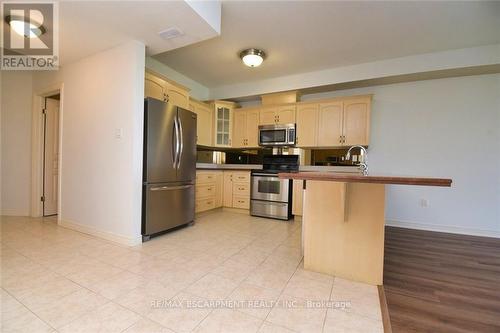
195,171 -> 223,213
223,171 -> 250,209
292,180 -> 304,216
233,109 -> 260,148
189,100 -> 213,146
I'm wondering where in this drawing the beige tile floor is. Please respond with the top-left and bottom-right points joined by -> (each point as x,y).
1,210 -> 383,333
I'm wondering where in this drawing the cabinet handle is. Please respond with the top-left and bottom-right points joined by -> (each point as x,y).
339,136 -> 342,143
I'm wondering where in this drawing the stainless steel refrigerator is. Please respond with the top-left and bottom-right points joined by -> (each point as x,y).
142,98 -> 197,241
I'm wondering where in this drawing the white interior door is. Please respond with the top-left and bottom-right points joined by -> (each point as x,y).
43,97 -> 59,216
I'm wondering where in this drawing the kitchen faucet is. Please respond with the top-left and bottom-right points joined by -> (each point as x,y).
346,145 -> 368,175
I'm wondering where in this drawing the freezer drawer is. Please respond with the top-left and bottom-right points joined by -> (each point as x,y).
143,183 -> 194,236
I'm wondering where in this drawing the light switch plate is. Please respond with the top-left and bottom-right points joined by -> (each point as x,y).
115,128 -> 123,139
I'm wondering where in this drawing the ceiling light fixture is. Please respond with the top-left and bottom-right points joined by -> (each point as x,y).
240,48 -> 266,68
5,15 -> 45,38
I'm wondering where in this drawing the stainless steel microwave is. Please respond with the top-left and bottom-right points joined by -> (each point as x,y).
258,124 -> 296,147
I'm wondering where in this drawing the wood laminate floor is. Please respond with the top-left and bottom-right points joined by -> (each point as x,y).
384,226 -> 500,333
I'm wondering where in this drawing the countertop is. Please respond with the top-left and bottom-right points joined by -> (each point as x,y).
278,172 -> 452,187
196,163 -> 359,173
196,163 -> 262,171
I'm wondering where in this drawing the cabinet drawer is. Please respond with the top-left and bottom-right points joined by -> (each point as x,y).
196,197 -> 216,213
196,184 -> 216,198
232,172 -> 250,183
233,183 -> 250,197
233,196 -> 250,209
196,172 -> 218,184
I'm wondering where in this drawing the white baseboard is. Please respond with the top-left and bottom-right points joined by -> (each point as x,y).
385,219 -> 500,239
0,209 -> 30,216
59,219 -> 142,246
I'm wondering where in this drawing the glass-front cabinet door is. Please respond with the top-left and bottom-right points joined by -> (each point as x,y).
213,101 -> 237,147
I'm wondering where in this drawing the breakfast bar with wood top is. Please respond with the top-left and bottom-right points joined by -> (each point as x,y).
278,172 -> 452,285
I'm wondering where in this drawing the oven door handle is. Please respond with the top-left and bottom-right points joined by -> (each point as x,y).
252,173 -> 279,177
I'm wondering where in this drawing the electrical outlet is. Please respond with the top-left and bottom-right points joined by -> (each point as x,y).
420,199 -> 429,208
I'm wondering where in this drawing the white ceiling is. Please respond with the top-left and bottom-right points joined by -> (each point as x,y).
152,1 -> 500,87
56,1 -> 220,65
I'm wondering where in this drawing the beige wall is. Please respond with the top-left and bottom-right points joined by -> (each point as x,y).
30,40 -> 146,244
1,71 -> 33,216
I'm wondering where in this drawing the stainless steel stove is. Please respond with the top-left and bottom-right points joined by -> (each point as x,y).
250,155 -> 299,220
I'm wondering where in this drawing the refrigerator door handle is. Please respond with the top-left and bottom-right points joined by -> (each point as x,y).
150,184 -> 193,191
177,114 -> 184,169
174,115 -> 181,168
171,120 -> 177,167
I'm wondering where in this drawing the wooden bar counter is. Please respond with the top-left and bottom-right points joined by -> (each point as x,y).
279,172 -> 452,285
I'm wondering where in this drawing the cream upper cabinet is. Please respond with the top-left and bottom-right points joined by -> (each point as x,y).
189,100 -> 213,146
246,109 -> 260,147
233,111 -> 246,148
260,107 -> 277,125
343,97 -> 371,146
296,104 -> 319,147
277,105 -> 296,124
165,82 -> 189,109
313,95 -> 371,147
214,101 -> 237,147
233,108 -> 260,148
144,72 -> 167,101
260,105 -> 296,125
318,101 -> 344,146
145,71 -> 190,109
